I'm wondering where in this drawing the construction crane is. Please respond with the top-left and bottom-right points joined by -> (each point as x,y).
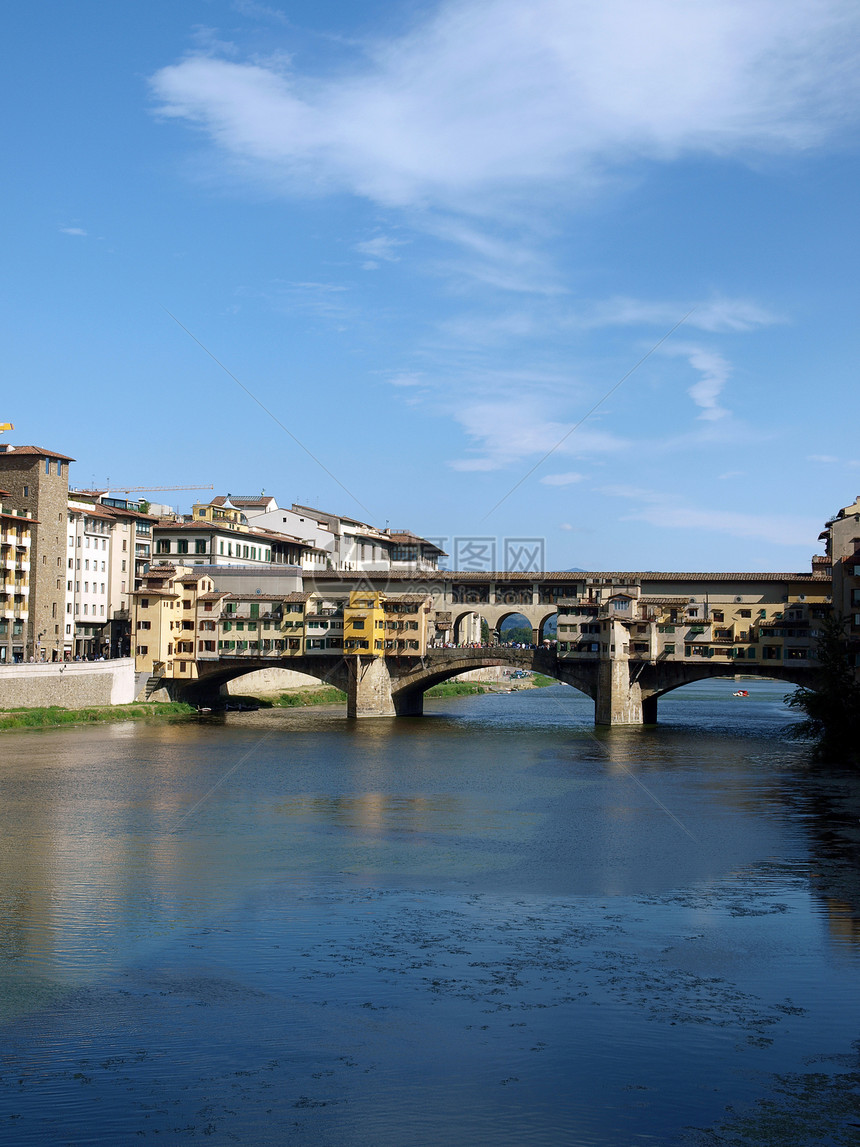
106,484 -> 214,495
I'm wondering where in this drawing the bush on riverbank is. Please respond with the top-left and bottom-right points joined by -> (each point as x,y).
786,615 -> 860,765
0,701 -> 196,731
271,687 -> 346,708
425,682 -> 490,697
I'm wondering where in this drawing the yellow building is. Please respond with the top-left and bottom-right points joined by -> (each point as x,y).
342,590 -> 431,656
382,593 -> 431,655
131,565 -> 219,681
343,590 -> 386,653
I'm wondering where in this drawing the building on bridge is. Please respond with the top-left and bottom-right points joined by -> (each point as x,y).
343,590 -> 432,655
555,575 -> 831,670
820,493 -> 860,670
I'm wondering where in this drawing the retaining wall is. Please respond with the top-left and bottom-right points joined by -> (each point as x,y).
0,658 -> 136,709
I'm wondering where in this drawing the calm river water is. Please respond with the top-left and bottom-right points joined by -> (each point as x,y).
1,681 -> 859,1145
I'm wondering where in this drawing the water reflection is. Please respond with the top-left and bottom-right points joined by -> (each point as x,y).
0,682 -> 858,1145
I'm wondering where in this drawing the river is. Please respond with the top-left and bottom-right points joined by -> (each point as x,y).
1,680 -> 858,1145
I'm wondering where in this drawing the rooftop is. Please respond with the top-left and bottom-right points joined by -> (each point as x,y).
0,444 -> 76,461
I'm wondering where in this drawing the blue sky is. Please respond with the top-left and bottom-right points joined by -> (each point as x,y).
4,0 -> 860,571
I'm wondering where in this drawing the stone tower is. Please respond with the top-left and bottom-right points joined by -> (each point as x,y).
0,444 -> 74,661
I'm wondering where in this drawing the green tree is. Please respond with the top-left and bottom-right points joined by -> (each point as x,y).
786,614 -> 860,765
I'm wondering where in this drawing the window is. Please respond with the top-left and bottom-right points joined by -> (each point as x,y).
140,598 -> 149,608
22,485 -> 29,497
121,560 -> 126,572
739,609 -> 752,618
195,540 -> 206,554
45,459 -> 51,475
177,540 -> 189,554
353,619 -> 365,629
156,540 -> 170,554
137,621 -> 151,630
712,611 -> 724,622
137,645 -> 148,655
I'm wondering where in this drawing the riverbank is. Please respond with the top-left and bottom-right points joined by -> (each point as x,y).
0,701 -> 196,732
0,673 -> 561,730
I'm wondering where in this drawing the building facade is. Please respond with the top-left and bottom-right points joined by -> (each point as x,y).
820,494 -> 860,672
0,444 -> 74,660
0,487 -> 32,663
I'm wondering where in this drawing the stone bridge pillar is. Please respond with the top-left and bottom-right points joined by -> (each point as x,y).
595,660 -> 645,725
594,618 -> 653,725
347,657 -> 397,718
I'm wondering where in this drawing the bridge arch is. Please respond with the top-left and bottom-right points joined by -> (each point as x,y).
636,661 -> 816,708
452,609 -> 484,644
494,610 -> 534,643
163,656 -> 353,704
390,649 -> 597,715
537,611 -> 557,644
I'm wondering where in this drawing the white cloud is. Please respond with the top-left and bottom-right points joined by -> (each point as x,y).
151,1 -> 860,213
449,398 -> 626,471
355,234 -> 407,264
541,472 -> 584,486
602,484 -> 819,547
60,227 -> 86,236
807,453 -> 839,463
560,522 -> 573,531
388,372 -> 423,387
660,341 -> 733,420
579,295 -> 783,333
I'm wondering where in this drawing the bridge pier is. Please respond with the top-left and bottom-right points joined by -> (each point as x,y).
347,657 -> 397,718
595,659 -> 647,726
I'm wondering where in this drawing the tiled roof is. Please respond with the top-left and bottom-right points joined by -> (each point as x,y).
198,591 -> 230,601
310,570 -> 829,583
0,512 -> 36,525
0,445 -> 76,461
387,531 -> 447,554
221,591 -> 310,602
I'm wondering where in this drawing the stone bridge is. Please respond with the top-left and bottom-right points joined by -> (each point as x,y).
163,648 -> 817,724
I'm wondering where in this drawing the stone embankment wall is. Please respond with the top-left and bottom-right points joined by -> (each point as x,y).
0,658 -> 136,709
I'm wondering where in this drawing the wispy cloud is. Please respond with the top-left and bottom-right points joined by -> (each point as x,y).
151,0 -> 860,215
578,295 -> 783,333
602,484 -> 820,547
355,233 -> 407,268
541,472 -> 584,486
449,398 -> 626,472
59,226 -> 87,236
807,453 -> 839,463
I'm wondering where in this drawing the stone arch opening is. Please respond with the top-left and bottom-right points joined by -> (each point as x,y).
453,610 -> 484,645
537,611 -> 558,644
494,612 -> 534,646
